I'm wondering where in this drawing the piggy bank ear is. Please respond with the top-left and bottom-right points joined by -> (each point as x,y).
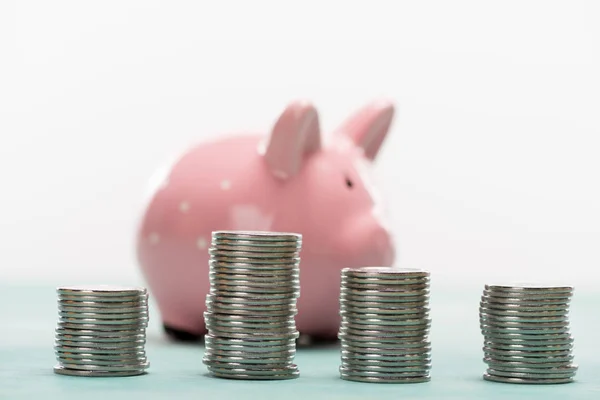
263,101 -> 321,179
335,100 -> 395,160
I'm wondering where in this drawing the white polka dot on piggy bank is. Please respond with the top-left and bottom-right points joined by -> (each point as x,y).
136,100 -> 397,341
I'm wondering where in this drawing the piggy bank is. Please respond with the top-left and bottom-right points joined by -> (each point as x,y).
136,100 -> 396,342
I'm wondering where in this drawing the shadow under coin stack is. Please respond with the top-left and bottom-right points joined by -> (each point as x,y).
203,230 -> 302,380
338,267 -> 432,383
54,285 -> 150,377
479,284 -> 577,384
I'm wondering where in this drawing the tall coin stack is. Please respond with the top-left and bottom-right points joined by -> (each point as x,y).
479,284 -> 577,384
54,285 -> 150,377
338,267 -> 432,383
203,230 -> 302,380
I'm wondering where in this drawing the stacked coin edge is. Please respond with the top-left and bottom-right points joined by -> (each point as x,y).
338,267 -> 432,383
479,284 -> 577,384
203,230 -> 302,380
54,285 -> 150,377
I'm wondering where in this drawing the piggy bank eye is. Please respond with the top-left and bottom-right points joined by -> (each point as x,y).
345,177 -> 354,189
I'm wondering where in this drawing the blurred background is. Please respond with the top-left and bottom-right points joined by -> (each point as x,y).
1,0 -> 599,290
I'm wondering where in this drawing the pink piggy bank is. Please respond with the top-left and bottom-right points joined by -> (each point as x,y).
136,100 -> 396,342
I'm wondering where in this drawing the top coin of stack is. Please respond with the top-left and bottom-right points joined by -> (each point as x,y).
203,230 -> 302,380
338,267 -> 432,384
479,283 -> 577,384
54,285 -> 150,377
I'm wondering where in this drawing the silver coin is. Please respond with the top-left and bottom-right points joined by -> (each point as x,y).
209,279 -> 300,290
206,294 -> 296,306
483,357 -> 576,369
341,350 -> 431,362
340,362 -> 430,374
479,317 -> 569,328
56,355 -> 148,365
480,312 -> 568,324
483,372 -> 573,384
481,325 -> 569,336
57,299 -> 149,309
209,260 -> 299,270
342,344 -> 431,356
58,311 -> 149,320
203,355 -> 294,366
483,335 -> 573,346
205,325 -> 297,337
487,367 -> 576,380
58,361 -> 150,372
484,341 -> 572,352
58,317 -> 149,326
338,332 -> 430,343
483,290 -> 572,301
205,334 -> 293,345
341,277 -> 430,287
206,302 -> 296,316
341,279 -> 429,290
342,267 -> 430,278
55,351 -> 146,361
212,230 -> 301,240
483,346 -> 572,357
339,310 -> 431,325
339,326 -> 430,338
340,316 -> 431,328
205,319 -> 297,330
339,366 -> 430,378
205,362 -> 298,374
53,365 -> 146,377
205,312 -> 295,323
58,305 -> 148,314
339,373 -> 430,383
204,347 -> 295,358
57,296 -> 149,305
55,334 -> 146,344
57,286 -> 147,297
55,327 -> 146,337
341,287 -> 430,299
340,304 -> 429,315
55,344 -> 146,355
204,342 -> 295,353
482,352 -> 574,364
207,368 -> 299,380
482,331 -> 573,342
55,339 -> 145,349
209,271 -> 299,282
209,247 -> 300,259
488,364 -> 578,375
341,356 -> 431,367
204,326 -> 300,340
210,254 -> 302,265
340,337 -> 430,349
209,267 -> 300,278
211,243 -> 300,253
211,238 -> 301,249
480,306 -> 568,318
485,283 -> 573,292
210,284 -> 300,295
481,296 -> 570,308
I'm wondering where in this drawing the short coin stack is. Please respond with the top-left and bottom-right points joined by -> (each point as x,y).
54,285 -> 150,377
203,230 -> 302,380
338,267 -> 432,383
479,283 -> 577,384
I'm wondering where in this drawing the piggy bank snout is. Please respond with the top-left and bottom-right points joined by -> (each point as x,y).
346,214 -> 395,266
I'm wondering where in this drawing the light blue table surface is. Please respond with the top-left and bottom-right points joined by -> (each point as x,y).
1,284 -> 598,399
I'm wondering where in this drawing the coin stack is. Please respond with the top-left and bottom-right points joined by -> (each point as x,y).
479,283 -> 577,384
203,230 -> 302,380
54,285 -> 150,377
338,267 -> 432,383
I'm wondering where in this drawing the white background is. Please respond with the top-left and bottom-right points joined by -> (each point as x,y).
1,1 -> 599,290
